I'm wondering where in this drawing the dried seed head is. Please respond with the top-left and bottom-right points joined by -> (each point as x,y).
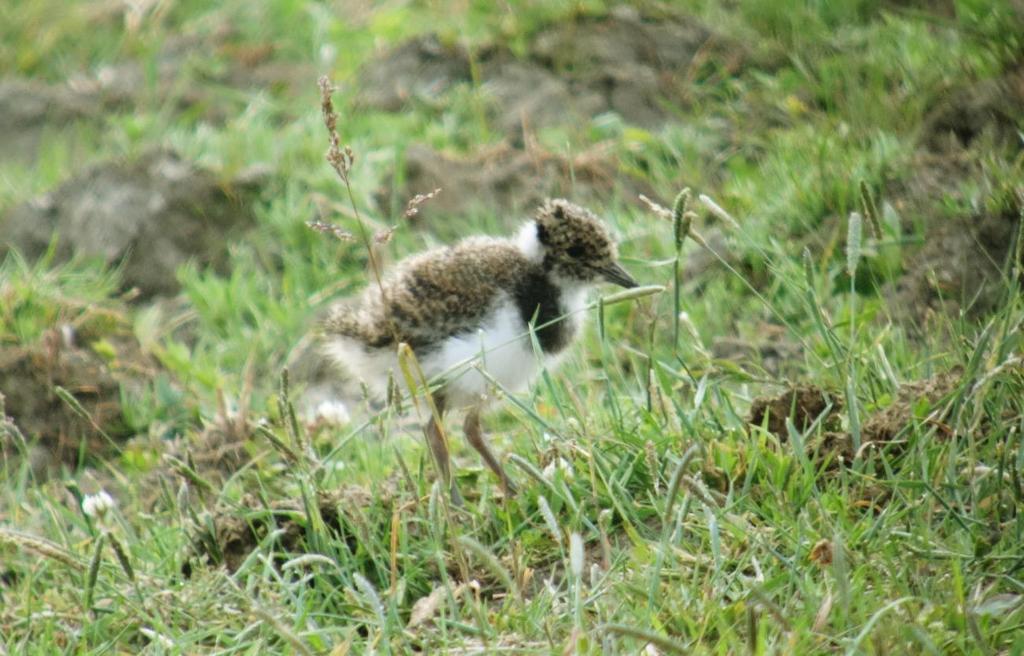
307,220 -> 355,241
317,76 -> 337,132
638,194 -> 673,221
0,527 -> 84,571
569,532 -> 585,577
644,440 -> 660,494
374,225 -> 397,245
318,75 -> 355,183
404,188 -> 442,219
809,538 -> 834,566
846,212 -> 863,276
699,194 -> 740,230
858,180 -> 883,240
672,188 -> 692,250
537,495 -> 561,545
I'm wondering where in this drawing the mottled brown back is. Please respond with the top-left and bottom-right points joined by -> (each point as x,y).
323,238 -> 532,350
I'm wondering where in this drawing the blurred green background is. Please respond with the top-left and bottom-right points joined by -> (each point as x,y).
1,1 -> 1023,653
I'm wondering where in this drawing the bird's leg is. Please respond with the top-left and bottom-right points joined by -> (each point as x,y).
464,406 -> 518,497
423,394 -> 463,506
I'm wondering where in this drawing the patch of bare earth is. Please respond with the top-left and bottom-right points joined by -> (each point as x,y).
0,79 -> 108,165
381,143 -> 653,223
885,60 -> 1023,326
361,8 -> 763,222
923,62 -> 1024,153
883,149 -> 1022,329
0,316 -> 157,475
183,483 -> 395,574
359,8 -> 752,135
747,371 -> 961,463
2,149 -> 263,298
0,22 -> 312,163
711,323 -> 802,378
747,385 -> 843,439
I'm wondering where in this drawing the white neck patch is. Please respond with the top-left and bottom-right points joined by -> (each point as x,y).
515,221 -> 544,264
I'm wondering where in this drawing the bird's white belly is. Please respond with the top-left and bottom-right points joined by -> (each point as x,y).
324,290 -> 588,409
420,301 -> 540,408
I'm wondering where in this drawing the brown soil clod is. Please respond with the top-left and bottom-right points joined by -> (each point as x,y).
861,371 -> 961,445
382,143 -> 652,223
1,149 -> 263,299
889,201 -> 1022,326
356,34 -> 473,112
525,7 -> 741,128
819,371 -> 962,464
358,8 -> 751,135
183,484 -> 394,574
747,384 -> 843,439
0,78 -> 106,165
748,371 -> 963,466
711,323 -> 803,378
151,408 -> 255,506
137,370 -> 263,509
0,318 -> 157,474
923,63 -> 1024,152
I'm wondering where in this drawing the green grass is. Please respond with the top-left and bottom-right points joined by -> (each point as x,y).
2,0 -> 1024,653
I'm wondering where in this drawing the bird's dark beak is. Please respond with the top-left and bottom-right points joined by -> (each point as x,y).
599,262 -> 638,289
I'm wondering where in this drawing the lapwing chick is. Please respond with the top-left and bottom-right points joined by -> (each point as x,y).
323,199 -> 637,503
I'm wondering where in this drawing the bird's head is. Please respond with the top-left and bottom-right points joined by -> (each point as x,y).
519,199 -> 637,289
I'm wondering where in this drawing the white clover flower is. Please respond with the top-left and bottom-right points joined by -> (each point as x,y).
82,490 -> 116,520
542,457 -> 575,482
314,399 -> 350,425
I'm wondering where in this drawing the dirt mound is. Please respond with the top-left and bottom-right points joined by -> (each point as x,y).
862,371 -> 960,444
923,63 -> 1024,151
0,78 -> 108,164
184,484 -> 395,574
1,27 -> 312,163
747,372 -> 962,464
0,319 -> 156,472
358,8 -> 748,133
357,34 -> 473,112
711,323 -> 802,378
1,149 -> 262,298
747,385 -> 843,438
526,7 -> 733,127
884,0 -> 957,17
77,33 -> 314,125
819,371 -> 962,462
152,405 -> 254,497
889,201 -> 1021,325
382,143 -> 651,222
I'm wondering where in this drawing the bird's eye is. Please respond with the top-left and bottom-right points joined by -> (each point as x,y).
567,244 -> 585,258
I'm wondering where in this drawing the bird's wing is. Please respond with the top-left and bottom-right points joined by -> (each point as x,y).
324,239 -> 526,350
